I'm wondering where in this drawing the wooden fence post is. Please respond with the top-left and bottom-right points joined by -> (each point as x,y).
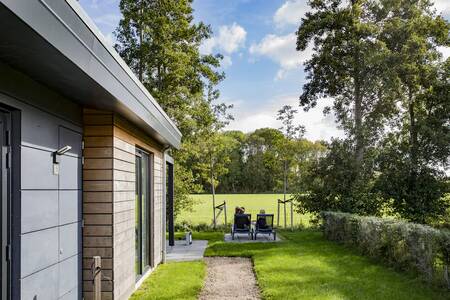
93,256 -> 102,300
224,201 -> 227,226
277,200 -> 280,227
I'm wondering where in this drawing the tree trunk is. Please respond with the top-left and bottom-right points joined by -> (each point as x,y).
283,160 -> 287,202
210,156 -> 216,228
354,69 -> 364,165
408,88 -> 418,174
352,0 -> 364,165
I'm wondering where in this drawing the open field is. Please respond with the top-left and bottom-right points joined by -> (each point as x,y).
177,194 -> 311,227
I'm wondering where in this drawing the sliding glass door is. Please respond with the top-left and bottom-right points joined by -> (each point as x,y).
135,149 -> 152,279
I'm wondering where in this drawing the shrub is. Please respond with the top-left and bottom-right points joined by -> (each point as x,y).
321,211 -> 450,288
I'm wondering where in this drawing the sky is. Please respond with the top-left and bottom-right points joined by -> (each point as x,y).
79,0 -> 450,142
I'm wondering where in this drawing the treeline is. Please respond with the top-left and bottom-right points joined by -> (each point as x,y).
188,128 -> 326,194
293,0 -> 450,225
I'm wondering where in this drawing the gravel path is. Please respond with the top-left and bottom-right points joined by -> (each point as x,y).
199,257 -> 261,300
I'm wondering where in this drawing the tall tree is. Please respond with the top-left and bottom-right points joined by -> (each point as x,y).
296,0 -> 390,164
374,0 -> 450,223
276,105 -> 305,202
115,0 -> 229,218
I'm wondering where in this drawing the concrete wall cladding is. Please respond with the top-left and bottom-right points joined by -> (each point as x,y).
0,65 -> 83,300
82,111 -> 165,300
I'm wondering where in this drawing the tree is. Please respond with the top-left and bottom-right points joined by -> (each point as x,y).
296,0 -> 392,164
115,0 -> 229,218
295,139 -> 383,216
276,105 -> 305,202
373,0 -> 450,222
216,131 -> 246,193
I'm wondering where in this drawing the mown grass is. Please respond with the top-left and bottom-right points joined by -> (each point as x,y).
178,194 -> 311,227
132,230 -> 448,299
129,260 -> 205,300
206,230 -> 448,300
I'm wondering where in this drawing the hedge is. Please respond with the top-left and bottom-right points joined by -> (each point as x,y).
321,211 -> 450,288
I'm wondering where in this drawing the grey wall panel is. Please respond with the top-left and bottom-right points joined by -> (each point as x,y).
58,255 -> 79,298
59,223 -> 80,261
59,155 -> 81,190
21,263 -> 59,300
21,190 -> 58,233
0,64 -> 83,299
21,146 -> 58,190
59,287 -> 78,300
22,107 -> 59,151
59,190 -> 81,225
21,227 -> 59,277
59,127 -> 82,158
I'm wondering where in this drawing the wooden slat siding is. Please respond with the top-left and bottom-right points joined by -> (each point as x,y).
84,203 -> 113,214
82,110 -> 167,300
84,170 -> 113,181
84,181 -> 113,192
83,269 -> 113,281
84,225 -> 113,236
84,147 -> 114,158
84,292 -> 113,300
111,127 -> 136,300
84,136 -> 113,147
83,109 -> 114,300
84,192 -> 112,203
83,258 -> 112,270
112,114 -> 165,300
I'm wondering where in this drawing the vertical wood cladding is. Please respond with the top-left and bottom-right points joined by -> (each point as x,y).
82,109 -> 165,300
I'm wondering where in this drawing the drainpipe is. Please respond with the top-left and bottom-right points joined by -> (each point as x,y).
162,145 -> 170,263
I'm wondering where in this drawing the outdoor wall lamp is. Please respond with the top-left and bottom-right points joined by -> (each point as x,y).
53,145 -> 72,175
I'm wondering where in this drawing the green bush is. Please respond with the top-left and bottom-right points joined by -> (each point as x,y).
321,211 -> 450,288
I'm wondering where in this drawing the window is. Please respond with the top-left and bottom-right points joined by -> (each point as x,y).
135,149 -> 152,278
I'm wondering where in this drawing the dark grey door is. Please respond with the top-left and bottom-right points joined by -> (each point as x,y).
0,109 -> 11,300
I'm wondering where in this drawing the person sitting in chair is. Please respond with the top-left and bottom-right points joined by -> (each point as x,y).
257,209 -> 268,229
235,206 -> 244,215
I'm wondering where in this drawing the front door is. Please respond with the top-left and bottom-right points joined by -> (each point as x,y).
0,109 -> 11,300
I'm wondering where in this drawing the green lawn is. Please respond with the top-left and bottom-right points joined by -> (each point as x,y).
129,260 -> 205,300
132,230 -> 448,300
178,194 -> 311,227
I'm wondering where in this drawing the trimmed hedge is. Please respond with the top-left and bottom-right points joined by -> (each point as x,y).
321,211 -> 450,288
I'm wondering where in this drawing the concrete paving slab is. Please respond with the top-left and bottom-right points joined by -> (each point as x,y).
166,240 -> 208,262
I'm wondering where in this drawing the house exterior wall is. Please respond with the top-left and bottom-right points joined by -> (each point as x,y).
82,110 -> 165,300
0,63 -> 83,300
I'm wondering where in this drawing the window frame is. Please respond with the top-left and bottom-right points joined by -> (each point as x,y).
135,148 -> 154,280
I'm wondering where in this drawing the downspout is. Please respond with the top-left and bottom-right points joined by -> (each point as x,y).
161,145 -> 170,263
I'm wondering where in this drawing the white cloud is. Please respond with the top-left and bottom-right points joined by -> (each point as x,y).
225,95 -> 344,141
222,55 -> 233,68
437,46 -> 450,60
274,0 -> 310,28
200,23 -> 247,55
94,13 -> 121,28
434,0 -> 450,17
249,33 -> 313,79
104,33 -> 115,47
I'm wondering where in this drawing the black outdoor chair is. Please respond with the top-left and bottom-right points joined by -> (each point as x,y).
254,214 -> 276,240
231,214 -> 253,240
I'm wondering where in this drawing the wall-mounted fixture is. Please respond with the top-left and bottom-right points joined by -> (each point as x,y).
53,145 -> 72,175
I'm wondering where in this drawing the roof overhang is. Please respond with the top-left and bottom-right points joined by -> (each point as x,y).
0,0 -> 182,149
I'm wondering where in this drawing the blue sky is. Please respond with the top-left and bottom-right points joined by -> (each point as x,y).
79,0 -> 449,141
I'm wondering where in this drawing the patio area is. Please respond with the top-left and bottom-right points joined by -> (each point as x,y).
166,240 -> 208,262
